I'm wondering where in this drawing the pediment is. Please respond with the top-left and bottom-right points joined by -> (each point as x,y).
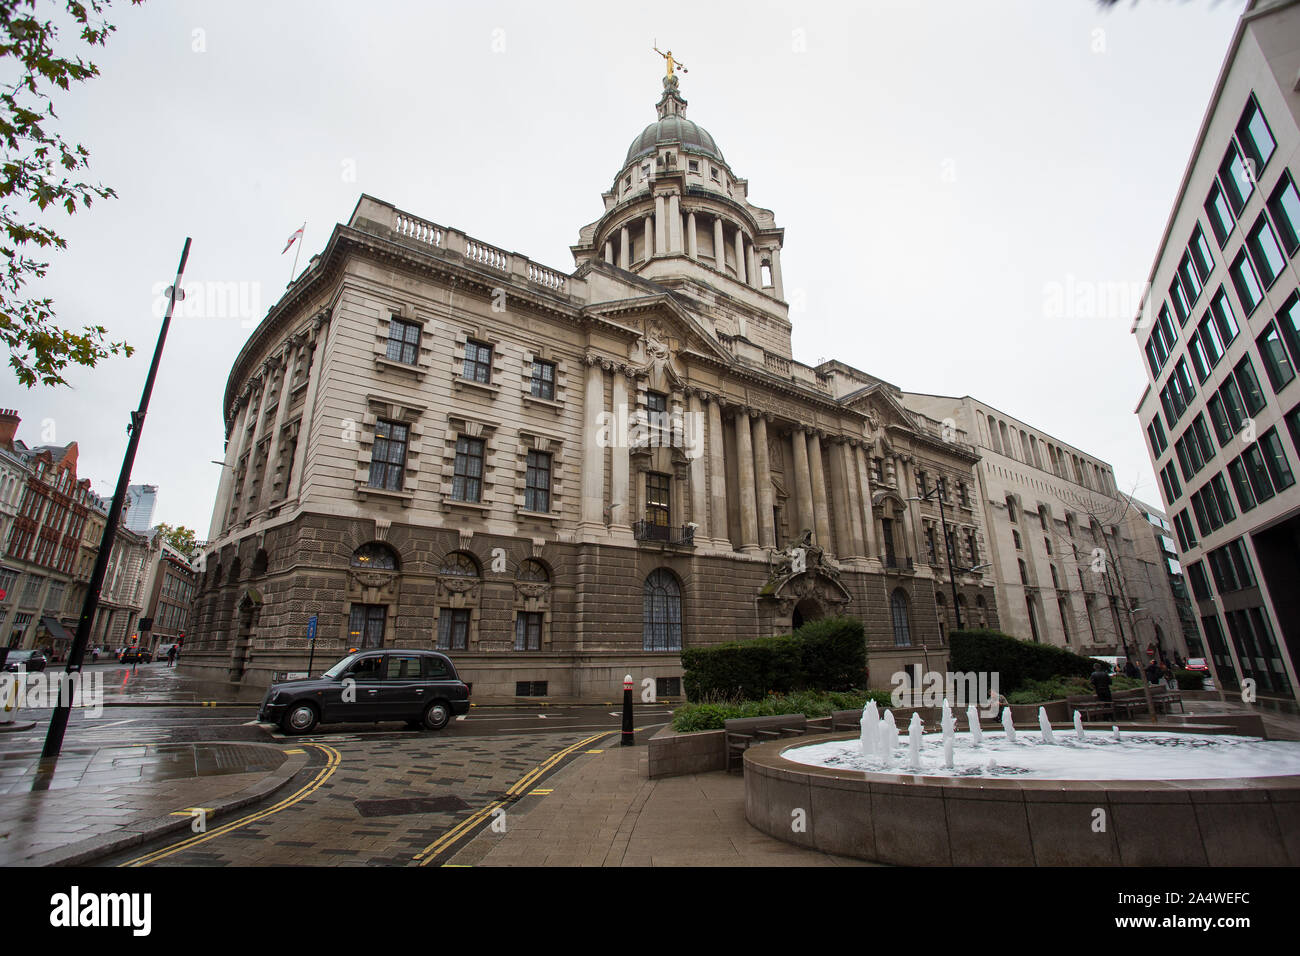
842,384 -> 918,443
584,294 -> 735,370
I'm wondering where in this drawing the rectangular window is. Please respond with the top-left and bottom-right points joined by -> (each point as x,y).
514,611 -> 542,651
1147,416 -> 1168,457
1190,223 -> 1215,280
1278,294 -> 1300,371
1228,455 -> 1257,512
645,472 -> 670,527
367,420 -> 408,491
1242,443 -> 1274,503
1236,94 -> 1276,173
1247,214 -> 1286,288
1259,427 -> 1296,491
1197,312 -> 1225,367
1211,472 -> 1236,525
1206,182 -> 1235,246
529,360 -> 556,400
1219,142 -> 1254,215
1169,278 -> 1190,325
1230,250 -> 1264,314
452,436 -> 485,503
1188,331 -> 1211,383
462,340 -> 492,384
1234,355 -> 1267,416
1210,286 -> 1239,345
1257,323 -> 1296,392
437,609 -> 470,651
1160,462 -> 1182,503
385,318 -> 421,365
347,604 -> 386,649
1267,172 -> 1300,256
1188,561 -> 1213,601
524,450 -> 552,512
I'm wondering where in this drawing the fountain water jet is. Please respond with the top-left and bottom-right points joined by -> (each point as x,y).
1074,711 -> 1085,741
860,701 -> 878,757
908,712 -> 923,769
1002,707 -> 1016,744
1039,706 -> 1056,744
941,699 -> 956,768
966,704 -> 982,746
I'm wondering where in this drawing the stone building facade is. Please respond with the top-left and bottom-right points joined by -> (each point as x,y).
189,75 -> 1000,696
899,393 -> 1192,664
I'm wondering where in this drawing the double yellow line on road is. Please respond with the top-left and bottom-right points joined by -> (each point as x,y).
120,743 -> 341,867
413,730 -> 611,866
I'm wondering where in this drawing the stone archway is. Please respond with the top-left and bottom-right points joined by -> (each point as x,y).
792,598 -> 824,630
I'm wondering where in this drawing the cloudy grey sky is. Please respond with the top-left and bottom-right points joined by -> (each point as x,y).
0,0 -> 1247,533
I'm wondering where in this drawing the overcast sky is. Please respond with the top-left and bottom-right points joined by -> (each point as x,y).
0,0 -> 1248,534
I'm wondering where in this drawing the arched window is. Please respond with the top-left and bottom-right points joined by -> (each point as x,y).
1006,495 -> 1019,523
643,569 -> 682,651
439,552 -> 480,577
226,557 -> 241,585
517,559 -> 549,582
352,542 -> 399,571
890,589 -> 911,647
975,594 -> 988,628
252,549 -> 269,577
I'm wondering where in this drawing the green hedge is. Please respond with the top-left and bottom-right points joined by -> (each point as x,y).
680,616 -> 866,701
1174,668 -> 1205,691
671,689 -> 894,733
948,629 -> 1097,692
1006,674 -> 1142,704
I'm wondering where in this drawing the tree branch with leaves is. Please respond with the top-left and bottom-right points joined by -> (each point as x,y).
1,0 -> 142,387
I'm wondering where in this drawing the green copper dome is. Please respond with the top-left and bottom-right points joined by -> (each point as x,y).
624,114 -> 724,167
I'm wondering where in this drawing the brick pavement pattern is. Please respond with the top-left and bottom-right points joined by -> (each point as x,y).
105,731 -> 592,866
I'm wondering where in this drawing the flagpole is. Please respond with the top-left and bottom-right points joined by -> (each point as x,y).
289,221 -> 306,283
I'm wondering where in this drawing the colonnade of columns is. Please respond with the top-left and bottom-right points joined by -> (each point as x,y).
600,200 -> 785,299
579,358 -> 922,565
209,316 -> 327,540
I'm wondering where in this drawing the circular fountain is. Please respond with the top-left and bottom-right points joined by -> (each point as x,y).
744,702 -> 1300,866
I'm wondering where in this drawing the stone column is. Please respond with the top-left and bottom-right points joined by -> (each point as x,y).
753,415 -> 775,550
688,392 -> 708,540
619,225 -> 630,269
581,360 -> 606,529
713,217 -> 725,271
707,398 -> 729,546
855,444 -> 877,558
610,371 -> 631,531
654,195 -> 666,255
735,411 -> 760,553
791,428 -> 814,541
643,216 -> 653,263
747,243 -> 759,289
667,193 -> 681,252
287,317 -> 328,503
898,456 -> 917,561
771,246 -> 785,299
807,432 -> 832,549
828,440 -> 852,559
734,228 -> 747,284
257,349 -> 296,513
840,442 -> 866,558
604,240 -> 614,264
207,395 -> 251,540
233,372 -> 271,525
686,212 -> 697,259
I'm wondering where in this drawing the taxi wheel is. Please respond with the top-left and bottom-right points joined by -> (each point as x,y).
281,702 -> 319,735
421,701 -> 451,731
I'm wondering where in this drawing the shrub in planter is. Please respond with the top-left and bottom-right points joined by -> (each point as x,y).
1174,668 -> 1205,691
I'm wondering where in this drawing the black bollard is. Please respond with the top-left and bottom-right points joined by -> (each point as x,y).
621,674 -> 634,747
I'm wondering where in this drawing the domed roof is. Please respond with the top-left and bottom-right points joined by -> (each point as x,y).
624,114 -> 724,166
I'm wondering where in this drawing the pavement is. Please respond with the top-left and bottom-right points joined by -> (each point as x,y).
0,741 -> 305,866
446,740 -> 870,867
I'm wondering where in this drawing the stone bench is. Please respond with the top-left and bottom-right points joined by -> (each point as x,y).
806,709 -> 864,734
724,714 -> 807,773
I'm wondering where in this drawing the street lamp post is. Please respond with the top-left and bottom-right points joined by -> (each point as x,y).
42,239 -> 192,760
907,477 -> 966,632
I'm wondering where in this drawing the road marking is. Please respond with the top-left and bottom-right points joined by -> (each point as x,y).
413,730 -> 609,866
283,748 -> 305,754
584,749 -> 604,754
120,743 -> 341,867
529,789 -> 553,795
456,715 -> 467,721
168,807 -> 213,817
537,714 -> 547,719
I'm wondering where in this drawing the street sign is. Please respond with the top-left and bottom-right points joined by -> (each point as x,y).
307,615 -> 317,642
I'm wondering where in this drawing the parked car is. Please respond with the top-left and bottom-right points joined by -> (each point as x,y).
258,649 -> 470,735
3,649 -> 47,672
119,647 -> 152,664
1185,657 -> 1209,673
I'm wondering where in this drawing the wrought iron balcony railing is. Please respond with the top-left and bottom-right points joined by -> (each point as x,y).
634,520 -> 695,547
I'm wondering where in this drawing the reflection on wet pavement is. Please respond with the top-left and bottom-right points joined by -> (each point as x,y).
0,742 -> 281,794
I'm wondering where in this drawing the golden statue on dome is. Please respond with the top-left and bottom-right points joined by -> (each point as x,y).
653,43 -> 687,80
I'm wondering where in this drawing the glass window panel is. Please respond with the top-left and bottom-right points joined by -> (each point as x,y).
1230,251 -> 1263,313
1237,97 -> 1276,172
1206,182 -> 1235,246
1260,428 -> 1295,490
1267,173 -> 1300,256
1234,355 -> 1267,415
1247,215 -> 1285,286
1257,323 -> 1296,392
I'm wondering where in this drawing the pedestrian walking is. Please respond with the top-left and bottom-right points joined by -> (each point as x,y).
167,645 -> 177,667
